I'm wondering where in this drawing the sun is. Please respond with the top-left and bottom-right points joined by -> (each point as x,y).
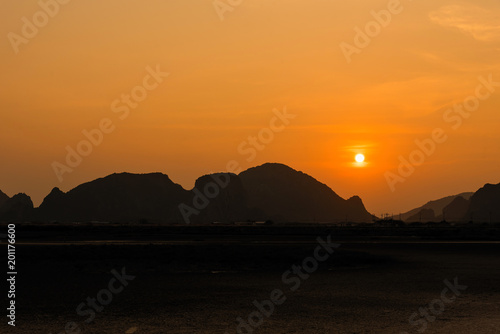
355,154 -> 365,163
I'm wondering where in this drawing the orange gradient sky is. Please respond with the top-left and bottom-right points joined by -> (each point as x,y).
1,0 -> 500,215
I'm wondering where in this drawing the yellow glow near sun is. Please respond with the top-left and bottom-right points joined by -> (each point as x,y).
355,154 -> 365,163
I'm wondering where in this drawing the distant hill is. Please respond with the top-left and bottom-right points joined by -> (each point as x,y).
406,208 -> 436,223
239,163 -> 373,223
402,192 -> 474,222
402,183 -> 500,223
464,183 -> 500,222
440,196 -> 470,222
0,193 -> 34,222
36,173 -> 190,223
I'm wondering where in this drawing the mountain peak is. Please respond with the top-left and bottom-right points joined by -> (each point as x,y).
348,195 -> 362,201
244,163 -> 298,174
239,163 -> 372,223
402,192 -> 474,222
50,187 -> 64,195
465,182 -> 500,222
37,172 -> 190,223
0,193 -> 34,222
7,164 -> 376,223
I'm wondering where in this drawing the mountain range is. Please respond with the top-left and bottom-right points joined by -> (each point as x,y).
402,184 -> 500,223
1,163 -> 499,224
401,192 -> 474,222
0,163 -> 373,224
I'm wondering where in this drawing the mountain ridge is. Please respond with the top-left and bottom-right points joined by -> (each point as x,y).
0,163 -> 373,223
402,192 -> 474,222
239,163 -> 372,222
2,165 -> 499,224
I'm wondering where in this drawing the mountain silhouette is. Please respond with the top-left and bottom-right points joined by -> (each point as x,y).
2,167 -> 500,224
37,173 -> 190,223
0,193 -> 34,222
239,163 -> 373,223
184,173 -> 263,224
441,196 -> 470,222
401,192 -> 474,222
402,184 -> 500,223
0,163 -> 375,223
464,183 -> 500,223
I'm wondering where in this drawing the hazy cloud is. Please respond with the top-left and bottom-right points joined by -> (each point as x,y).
429,5 -> 500,42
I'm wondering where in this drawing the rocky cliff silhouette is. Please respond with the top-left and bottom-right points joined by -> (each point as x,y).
0,163 -> 375,223
441,196 -> 470,222
239,163 -> 373,223
0,193 -> 33,222
464,183 -> 500,223
402,192 -> 474,222
36,172 -> 189,223
183,173 -> 263,224
402,183 -> 500,223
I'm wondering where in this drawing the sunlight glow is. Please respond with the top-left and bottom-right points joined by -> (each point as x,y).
355,154 -> 365,163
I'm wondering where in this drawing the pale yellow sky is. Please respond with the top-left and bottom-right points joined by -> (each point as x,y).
1,0 -> 499,214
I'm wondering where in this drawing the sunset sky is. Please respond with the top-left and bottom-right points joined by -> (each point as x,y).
1,0 -> 500,215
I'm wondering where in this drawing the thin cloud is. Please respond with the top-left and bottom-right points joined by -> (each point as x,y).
429,5 -> 500,42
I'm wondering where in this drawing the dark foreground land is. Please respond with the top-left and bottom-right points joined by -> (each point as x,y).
2,224 -> 500,333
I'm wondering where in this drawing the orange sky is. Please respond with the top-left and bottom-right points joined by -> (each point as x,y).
1,0 -> 500,215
